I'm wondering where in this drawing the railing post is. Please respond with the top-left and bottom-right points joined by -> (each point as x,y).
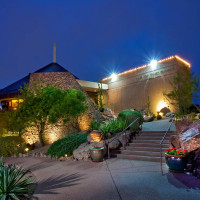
108,143 -> 110,159
160,144 -> 163,175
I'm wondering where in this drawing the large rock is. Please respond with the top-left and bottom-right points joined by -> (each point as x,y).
166,112 -> 175,118
118,131 -> 131,148
106,138 -> 121,150
102,108 -> 116,120
144,116 -> 154,122
73,142 -> 106,160
179,120 -> 200,152
170,135 -> 181,149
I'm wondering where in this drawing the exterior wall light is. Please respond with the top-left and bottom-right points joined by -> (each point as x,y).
150,60 -> 158,70
111,73 -> 117,82
157,100 -> 168,112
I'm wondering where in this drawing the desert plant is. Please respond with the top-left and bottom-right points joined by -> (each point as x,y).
117,110 -> 144,126
157,114 -> 162,120
98,83 -> 105,112
99,119 -> 128,135
0,157 -> 34,200
147,96 -> 153,116
163,66 -> 199,115
90,120 -> 101,130
0,136 -> 26,157
46,133 -> 87,158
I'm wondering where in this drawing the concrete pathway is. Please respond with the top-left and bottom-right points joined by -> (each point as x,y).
5,157 -> 200,200
142,118 -> 176,132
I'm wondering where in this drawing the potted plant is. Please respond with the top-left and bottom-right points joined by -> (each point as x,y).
90,147 -> 104,162
165,148 -> 188,172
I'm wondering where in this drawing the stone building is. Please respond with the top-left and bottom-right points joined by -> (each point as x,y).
102,55 -> 191,114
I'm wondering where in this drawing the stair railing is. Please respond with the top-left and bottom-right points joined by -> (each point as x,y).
107,117 -> 140,159
160,117 -> 175,175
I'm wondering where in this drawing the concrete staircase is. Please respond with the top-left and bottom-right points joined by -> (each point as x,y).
116,131 -> 177,162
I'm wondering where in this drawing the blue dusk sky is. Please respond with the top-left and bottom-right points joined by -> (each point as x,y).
0,0 -> 200,98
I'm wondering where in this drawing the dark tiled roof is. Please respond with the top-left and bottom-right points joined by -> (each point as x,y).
0,62 -> 79,99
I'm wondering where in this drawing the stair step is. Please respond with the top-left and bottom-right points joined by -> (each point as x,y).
129,143 -> 169,148
120,150 -> 164,157
131,140 -> 169,144
139,133 -> 177,137
134,136 -> 169,140
141,131 -> 176,134
116,154 -> 165,162
126,146 -> 167,152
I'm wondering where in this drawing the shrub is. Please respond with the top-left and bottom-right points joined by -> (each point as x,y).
90,120 -> 101,130
46,133 -> 87,158
157,114 -> 162,120
0,136 -> 26,157
99,119 -> 128,136
0,157 -> 34,200
117,110 -> 144,126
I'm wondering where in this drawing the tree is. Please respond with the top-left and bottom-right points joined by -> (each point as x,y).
163,67 -> 199,115
147,96 -> 153,116
10,84 -> 88,146
98,83 -> 105,112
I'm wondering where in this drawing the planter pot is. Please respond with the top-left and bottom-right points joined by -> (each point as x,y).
165,153 -> 188,172
90,147 -> 104,162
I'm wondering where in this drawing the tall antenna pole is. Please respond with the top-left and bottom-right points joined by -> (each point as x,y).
53,42 -> 56,63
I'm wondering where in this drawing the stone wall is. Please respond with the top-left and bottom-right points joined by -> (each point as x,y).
23,71 -> 103,145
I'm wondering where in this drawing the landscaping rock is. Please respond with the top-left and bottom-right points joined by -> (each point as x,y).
179,120 -> 200,152
175,120 -> 193,134
118,131 -> 131,148
170,135 -> 181,149
102,108 -> 116,120
144,116 -> 154,122
106,139 -> 121,150
166,112 -> 175,118
73,141 -> 106,160
87,134 -> 93,143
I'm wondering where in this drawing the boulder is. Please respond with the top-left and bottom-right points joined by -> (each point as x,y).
87,134 -> 93,143
166,112 -> 175,118
106,139 -> 121,150
118,131 -> 131,148
170,135 -> 181,149
175,120 -> 193,134
179,120 -> 200,152
144,116 -> 154,122
102,108 -> 116,120
73,141 -> 106,160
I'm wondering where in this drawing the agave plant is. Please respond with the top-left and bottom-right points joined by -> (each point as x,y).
0,157 -> 34,200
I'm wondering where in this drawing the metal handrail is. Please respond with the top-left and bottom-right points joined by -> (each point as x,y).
107,117 -> 140,159
160,117 -> 175,175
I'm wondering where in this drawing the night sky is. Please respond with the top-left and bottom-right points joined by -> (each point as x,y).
0,0 -> 200,90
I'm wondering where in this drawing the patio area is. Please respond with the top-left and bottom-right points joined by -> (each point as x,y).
5,156 -> 200,200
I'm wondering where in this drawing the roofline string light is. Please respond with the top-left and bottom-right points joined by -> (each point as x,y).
102,55 -> 191,81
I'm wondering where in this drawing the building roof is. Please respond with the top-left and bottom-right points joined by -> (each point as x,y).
102,55 -> 191,81
0,62 -> 79,99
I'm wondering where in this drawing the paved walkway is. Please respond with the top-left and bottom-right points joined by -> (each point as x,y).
142,118 -> 176,132
5,157 -> 200,200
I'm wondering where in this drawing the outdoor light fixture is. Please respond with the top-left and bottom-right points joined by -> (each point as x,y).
111,73 -> 117,82
157,100 -> 168,112
150,60 -> 158,70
